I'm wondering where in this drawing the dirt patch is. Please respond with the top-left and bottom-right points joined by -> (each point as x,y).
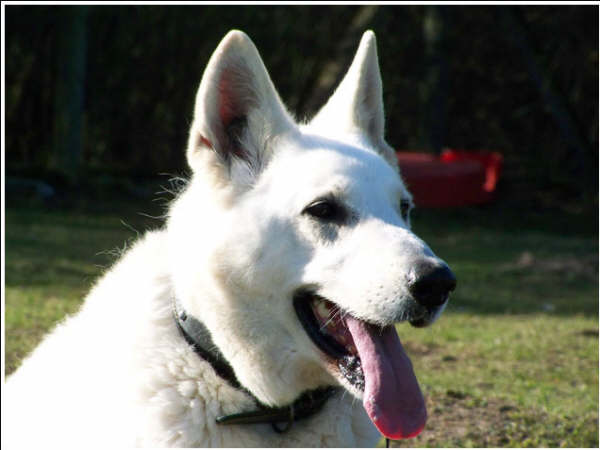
390,392 -> 519,447
402,340 -> 465,372
388,390 -> 598,447
402,340 -> 440,357
500,251 -> 598,280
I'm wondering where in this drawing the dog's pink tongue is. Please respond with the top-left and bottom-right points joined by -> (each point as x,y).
345,317 -> 427,439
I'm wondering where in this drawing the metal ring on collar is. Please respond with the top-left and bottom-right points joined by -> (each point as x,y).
271,405 -> 294,433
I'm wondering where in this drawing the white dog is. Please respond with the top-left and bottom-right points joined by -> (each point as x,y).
5,30 -> 456,447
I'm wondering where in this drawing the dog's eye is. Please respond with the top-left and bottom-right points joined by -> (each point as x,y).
303,199 -> 345,223
400,200 -> 412,221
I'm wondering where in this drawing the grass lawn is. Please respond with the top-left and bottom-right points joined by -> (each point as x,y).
4,194 -> 598,447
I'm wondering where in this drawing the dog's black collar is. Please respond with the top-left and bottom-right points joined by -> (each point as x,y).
172,299 -> 338,433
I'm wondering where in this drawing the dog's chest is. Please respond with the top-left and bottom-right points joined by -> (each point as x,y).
134,314 -> 379,447
170,385 -> 379,447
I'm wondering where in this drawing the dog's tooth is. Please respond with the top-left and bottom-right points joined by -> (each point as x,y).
316,300 -> 329,319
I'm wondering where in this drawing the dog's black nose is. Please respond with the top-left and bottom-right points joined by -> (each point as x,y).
408,261 -> 456,308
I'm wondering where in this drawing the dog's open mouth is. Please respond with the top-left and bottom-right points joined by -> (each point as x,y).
293,291 -> 427,439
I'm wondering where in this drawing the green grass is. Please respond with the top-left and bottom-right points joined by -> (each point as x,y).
5,198 -> 598,447
4,204 -> 163,373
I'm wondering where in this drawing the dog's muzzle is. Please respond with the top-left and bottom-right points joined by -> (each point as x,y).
405,259 -> 456,327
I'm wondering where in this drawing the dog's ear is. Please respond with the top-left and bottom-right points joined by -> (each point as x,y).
187,30 -> 294,182
310,31 -> 397,168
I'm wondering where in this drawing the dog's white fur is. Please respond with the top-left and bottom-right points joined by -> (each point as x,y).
5,30 -> 443,447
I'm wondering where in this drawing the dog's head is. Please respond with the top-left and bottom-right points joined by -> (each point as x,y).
167,30 -> 456,440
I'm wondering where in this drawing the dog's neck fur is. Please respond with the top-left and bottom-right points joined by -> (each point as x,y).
172,298 -> 338,433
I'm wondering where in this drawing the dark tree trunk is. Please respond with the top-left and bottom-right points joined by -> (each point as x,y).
51,6 -> 88,184
421,5 -> 448,154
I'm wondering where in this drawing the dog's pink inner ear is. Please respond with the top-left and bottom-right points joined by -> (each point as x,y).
218,76 -> 238,128
214,68 -> 252,161
198,134 -> 213,150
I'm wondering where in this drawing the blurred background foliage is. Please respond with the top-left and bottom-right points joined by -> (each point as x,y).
5,5 -> 598,218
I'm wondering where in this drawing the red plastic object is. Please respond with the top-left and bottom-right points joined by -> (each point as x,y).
396,150 -> 503,208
